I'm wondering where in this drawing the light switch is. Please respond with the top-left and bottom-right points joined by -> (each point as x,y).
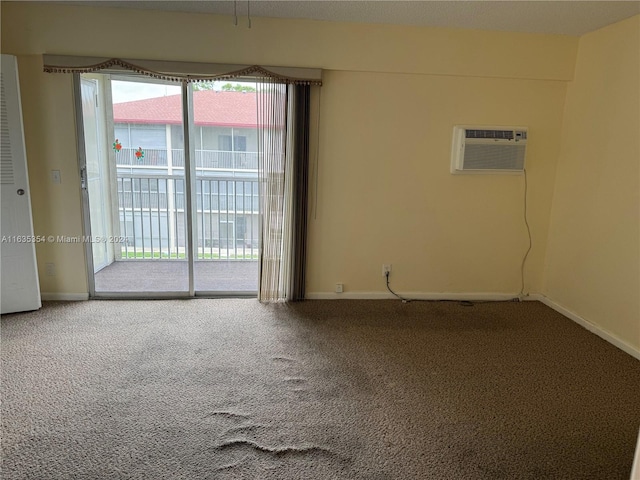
51,170 -> 61,184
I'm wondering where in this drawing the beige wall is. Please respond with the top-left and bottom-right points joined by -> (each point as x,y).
1,2 -> 577,297
308,70 -> 565,295
15,56 -> 88,294
2,3 -> 576,80
543,16 -> 640,351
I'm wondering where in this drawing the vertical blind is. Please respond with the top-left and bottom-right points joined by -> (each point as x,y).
258,81 -> 310,302
257,79 -> 289,302
256,82 -> 312,302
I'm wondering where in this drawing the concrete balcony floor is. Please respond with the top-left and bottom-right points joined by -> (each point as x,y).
94,260 -> 258,294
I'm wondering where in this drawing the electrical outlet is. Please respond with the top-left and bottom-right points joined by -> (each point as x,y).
382,264 -> 392,277
51,170 -> 61,184
45,263 -> 56,276
335,283 -> 344,293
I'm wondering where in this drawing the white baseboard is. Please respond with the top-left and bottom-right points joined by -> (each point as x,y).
535,295 -> 640,361
306,292 -> 394,300
40,292 -> 89,301
306,291 -> 521,301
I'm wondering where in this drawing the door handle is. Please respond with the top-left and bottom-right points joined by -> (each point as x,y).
80,166 -> 87,189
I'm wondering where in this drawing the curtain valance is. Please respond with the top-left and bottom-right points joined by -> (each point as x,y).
42,55 -> 322,86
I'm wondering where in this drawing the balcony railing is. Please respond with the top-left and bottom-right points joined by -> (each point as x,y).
116,148 -> 258,170
116,173 -> 259,260
116,148 -> 168,167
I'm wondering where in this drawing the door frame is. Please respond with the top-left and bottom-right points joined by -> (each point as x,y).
73,73 -> 97,297
80,77 -> 111,272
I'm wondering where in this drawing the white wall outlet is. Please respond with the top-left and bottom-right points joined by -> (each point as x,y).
335,283 -> 344,293
51,170 -> 61,184
45,263 -> 56,276
382,264 -> 392,277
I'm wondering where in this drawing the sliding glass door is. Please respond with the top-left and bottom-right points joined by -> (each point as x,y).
78,74 -> 258,297
191,82 -> 259,293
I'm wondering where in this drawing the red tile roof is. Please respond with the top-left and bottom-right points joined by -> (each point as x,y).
112,90 -> 257,128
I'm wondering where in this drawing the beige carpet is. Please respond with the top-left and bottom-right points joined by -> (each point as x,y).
2,299 -> 639,479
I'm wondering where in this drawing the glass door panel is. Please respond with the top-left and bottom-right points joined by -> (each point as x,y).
192,82 -> 259,294
87,76 -> 189,295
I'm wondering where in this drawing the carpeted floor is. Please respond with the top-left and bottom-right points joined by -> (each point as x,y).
2,299 -> 639,479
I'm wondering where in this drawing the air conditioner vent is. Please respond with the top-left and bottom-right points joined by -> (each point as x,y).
466,129 -> 514,140
451,125 -> 528,174
1,74 -> 15,185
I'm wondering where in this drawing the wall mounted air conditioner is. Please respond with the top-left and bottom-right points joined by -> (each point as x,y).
451,125 -> 528,174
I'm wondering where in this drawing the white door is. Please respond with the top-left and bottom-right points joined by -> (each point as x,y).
0,54 -> 41,314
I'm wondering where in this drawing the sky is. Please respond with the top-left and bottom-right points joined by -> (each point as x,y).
111,80 -> 255,104
111,80 -> 181,104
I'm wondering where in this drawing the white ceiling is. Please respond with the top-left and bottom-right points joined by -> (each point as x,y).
52,1 -> 640,36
